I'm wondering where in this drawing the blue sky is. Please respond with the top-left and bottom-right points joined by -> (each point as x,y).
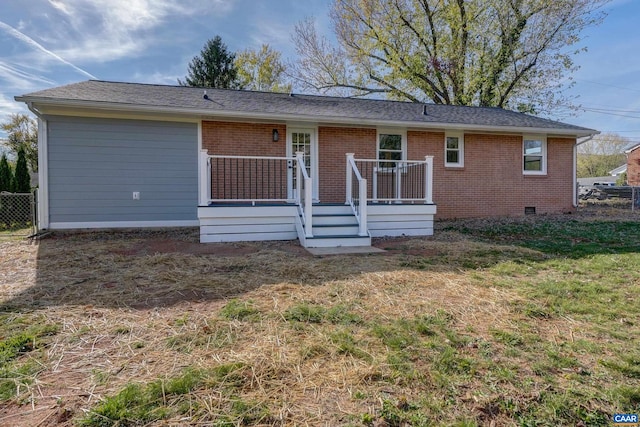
0,0 -> 639,144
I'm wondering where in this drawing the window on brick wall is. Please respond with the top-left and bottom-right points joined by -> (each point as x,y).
445,132 -> 464,167
523,135 -> 547,175
377,129 -> 406,169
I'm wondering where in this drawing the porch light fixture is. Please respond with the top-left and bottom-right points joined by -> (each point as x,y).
272,129 -> 279,142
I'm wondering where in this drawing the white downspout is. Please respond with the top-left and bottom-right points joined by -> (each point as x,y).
574,135 -> 595,208
25,102 -> 49,231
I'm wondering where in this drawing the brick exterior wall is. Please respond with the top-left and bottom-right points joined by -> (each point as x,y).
202,121 -> 286,156
408,132 -> 576,218
202,120 -> 576,218
626,147 -> 640,187
318,127 -> 377,202
202,121 -> 288,200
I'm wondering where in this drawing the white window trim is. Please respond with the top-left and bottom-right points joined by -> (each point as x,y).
376,128 -> 407,169
523,134 -> 547,175
444,131 -> 464,167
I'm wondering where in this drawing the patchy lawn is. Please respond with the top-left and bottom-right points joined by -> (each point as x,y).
0,205 -> 639,426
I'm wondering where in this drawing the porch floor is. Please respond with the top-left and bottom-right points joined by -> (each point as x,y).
203,202 -> 435,207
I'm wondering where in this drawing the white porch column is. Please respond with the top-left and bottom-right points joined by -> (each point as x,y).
345,153 -> 354,204
425,155 -> 434,204
199,149 -> 210,206
359,178 -> 368,236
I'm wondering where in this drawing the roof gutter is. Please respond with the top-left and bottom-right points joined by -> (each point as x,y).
15,97 -> 598,138
24,101 -> 49,230
573,135 -> 596,208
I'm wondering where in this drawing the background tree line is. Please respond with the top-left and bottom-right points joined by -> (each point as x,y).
179,0 -> 611,116
178,35 -> 291,93
0,114 -> 35,192
576,133 -> 631,181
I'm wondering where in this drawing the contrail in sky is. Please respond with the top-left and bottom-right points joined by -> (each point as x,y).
0,21 -> 97,80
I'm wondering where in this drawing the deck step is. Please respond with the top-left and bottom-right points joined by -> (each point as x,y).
312,224 -> 360,236
312,214 -> 358,226
297,204 -> 371,248
311,204 -> 353,215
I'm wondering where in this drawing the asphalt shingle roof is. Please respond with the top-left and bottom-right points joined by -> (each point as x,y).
17,80 -> 595,135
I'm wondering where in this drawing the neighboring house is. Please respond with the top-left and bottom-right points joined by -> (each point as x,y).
609,163 -> 627,180
576,165 -> 625,187
16,80 -> 596,247
625,144 -> 640,186
577,176 -> 617,187
609,164 -> 627,179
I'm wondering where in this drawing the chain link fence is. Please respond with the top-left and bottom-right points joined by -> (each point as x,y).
633,187 -> 640,211
0,192 -> 36,238
578,185 -> 640,212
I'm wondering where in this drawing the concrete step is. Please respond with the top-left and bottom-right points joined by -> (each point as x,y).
303,234 -> 372,248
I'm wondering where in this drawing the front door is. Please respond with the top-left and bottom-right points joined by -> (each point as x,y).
287,128 -> 318,200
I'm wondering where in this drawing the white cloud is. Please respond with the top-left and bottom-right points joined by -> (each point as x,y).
0,61 -> 57,89
47,0 -> 72,15
41,0 -> 238,63
249,24 -> 291,50
0,21 -> 97,79
131,70 -> 182,86
0,0 -> 243,123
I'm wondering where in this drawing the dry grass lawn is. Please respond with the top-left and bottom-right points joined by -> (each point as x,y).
0,201 -> 638,426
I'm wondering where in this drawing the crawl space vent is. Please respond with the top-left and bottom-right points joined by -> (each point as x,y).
524,206 -> 536,215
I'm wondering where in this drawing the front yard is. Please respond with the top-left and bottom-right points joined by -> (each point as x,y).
0,204 -> 639,426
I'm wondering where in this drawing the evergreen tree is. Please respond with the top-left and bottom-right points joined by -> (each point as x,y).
178,36 -> 240,88
0,154 -> 12,192
1,114 -> 37,172
12,148 -> 30,193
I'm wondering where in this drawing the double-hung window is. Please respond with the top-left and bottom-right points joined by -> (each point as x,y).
445,132 -> 464,167
523,135 -> 547,175
377,130 -> 406,169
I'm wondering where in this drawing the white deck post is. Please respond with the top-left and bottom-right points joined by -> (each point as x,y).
345,153 -> 354,204
296,151 -> 313,237
425,155 -> 434,204
372,165 -> 378,203
304,177 -> 313,237
199,149 -> 210,205
295,152 -> 303,205
359,178 -> 368,236
395,163 -> 402,201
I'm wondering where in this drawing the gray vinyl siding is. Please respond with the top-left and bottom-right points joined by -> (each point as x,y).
47,116 -> 198,224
